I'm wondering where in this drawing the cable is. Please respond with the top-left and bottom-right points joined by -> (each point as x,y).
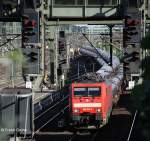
98,34 -> 122,51
81,33 -> 109,64
0,34 -> 21,48
0,33 -> 21,36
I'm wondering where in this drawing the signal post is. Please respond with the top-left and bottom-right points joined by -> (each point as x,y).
123,9 -> 141,91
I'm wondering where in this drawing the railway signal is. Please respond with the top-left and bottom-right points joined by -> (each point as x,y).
124,51 -> 140,62
124,16 -> 140,42
123,13 -> 141,78
58,31 -> 66,54
21,9 -> 40,74
57,31 -> 67,77
123,50 -> 140,75
22,9 -> 39,46
22,15 -> 36,45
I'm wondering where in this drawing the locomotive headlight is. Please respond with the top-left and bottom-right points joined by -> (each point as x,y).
74,109 -> 79,113
96,109 -> 101,113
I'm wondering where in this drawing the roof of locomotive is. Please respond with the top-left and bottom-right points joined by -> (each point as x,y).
71,72 -> 112,87
72,79 -> 111,86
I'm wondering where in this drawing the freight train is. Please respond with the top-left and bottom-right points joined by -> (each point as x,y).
69,45 -> 123,128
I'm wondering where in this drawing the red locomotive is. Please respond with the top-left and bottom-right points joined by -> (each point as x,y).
70,81 -> 115,128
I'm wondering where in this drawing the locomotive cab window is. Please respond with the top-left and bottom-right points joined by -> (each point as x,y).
74,87 -> 101,97
88,88 -> 100,96
74,88 -> 87,96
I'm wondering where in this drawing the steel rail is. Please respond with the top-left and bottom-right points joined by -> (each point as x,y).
127,110 -> 138,141
90,131 -> 100,141
68,134 -> 77,141
34,95 -> 69,120
33,93 -> 51,103
34,105 -> 69,134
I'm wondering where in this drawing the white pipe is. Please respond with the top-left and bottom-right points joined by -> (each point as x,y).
80,46 -> 120,69
79,46 -> 123,95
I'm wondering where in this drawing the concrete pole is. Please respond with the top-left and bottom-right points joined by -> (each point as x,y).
41,3 -> 45,76
54,26 -> 58,88
108,25 -> 113,66
66,39 -> 70,71
11,62 -> 14,88
143,0 -> 146,37
78,61 -> 80,77
148,0 -> 150,18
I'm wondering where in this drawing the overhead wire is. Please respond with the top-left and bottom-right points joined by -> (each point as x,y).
0,34 -> 21,48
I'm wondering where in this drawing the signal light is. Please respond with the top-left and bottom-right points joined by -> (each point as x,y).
22,15 -> 29,20
124,51 -> 140,62
123,60 -> 129,65
126,31 -> 138,36
22,15 -> 36,45
124,16 -> 140,42
59,31 -> 65,38
29,57 -> 37,62
28,52 -> 38,62
129,51 -> 140,62
125,15 -> 131,19
124,52 -> 128,56
23,32 -> 36,36
23,51 -> 38,62
123,60 -> 130,67
24,20 -> 36,28
126,19 -> 140,26
126,26 -> 136,31
123,60 -> 130,72
27,52 -> 38,57
22,37 -> 29,43
124,67 -> 130,73
57,68 -> 62,76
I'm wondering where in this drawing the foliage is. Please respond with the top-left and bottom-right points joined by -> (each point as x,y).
141,32 -> 150,49
131,30 -> 150,140
7,48 -> 25,63
139,80 -> 150,141
131,84 -> 145,110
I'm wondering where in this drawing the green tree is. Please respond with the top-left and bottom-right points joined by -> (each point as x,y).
8,48 -> 25,63
131,30 -> 150,141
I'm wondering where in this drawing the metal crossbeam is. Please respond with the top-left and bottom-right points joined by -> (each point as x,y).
146,19 -> 150,24
46,19 -> 123,25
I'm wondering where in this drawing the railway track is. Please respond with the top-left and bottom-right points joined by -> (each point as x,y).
34,94 -> 69,133
67,130 -> 97,141
35,95 -> 136,141
31,48 -> 142,140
